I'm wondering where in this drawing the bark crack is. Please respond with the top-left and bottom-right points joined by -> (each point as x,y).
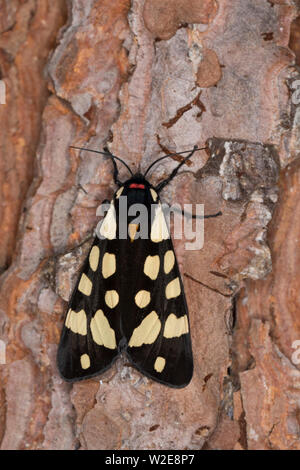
162,91 -> 205,129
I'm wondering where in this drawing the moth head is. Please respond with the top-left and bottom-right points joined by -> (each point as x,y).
114,176 -> 158,207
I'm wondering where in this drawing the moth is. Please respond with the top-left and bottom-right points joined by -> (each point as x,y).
57,145 -> 220,388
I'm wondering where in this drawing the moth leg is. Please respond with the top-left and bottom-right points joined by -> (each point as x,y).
176,208 -> 222,219
103,146 -> 123,187
201,211 -> 222,219
155,146 -> 198,193
184,272 -> 232,298
162,204 -> 222,219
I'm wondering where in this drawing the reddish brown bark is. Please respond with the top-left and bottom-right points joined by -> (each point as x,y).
0,0 -> 299,450
0,0 -> 67,272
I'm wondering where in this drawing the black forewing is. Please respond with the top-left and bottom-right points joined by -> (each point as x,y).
57,236 -> 122,381
120,190 -> 193,387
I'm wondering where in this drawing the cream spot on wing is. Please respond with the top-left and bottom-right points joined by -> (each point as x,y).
154,356 -> 166,373
150,188 -> 158,201
150,204 -> 169,243
164,250 -> 175,274
165,277 -> 181,299
80,353 -> 90,369
102,253 -> 116,279
128,223 -> 139,242
115,186 -> 124,199
89,245 -> 100,272
78,273 -> 93,296
163,313 -> 189,338
135,290 -> 151,308
100,201 -> 116,239
90,309 -> 116,349
105,290 -> 119,309
128,311 -> 161,347
65,309 -> 87,335
144,255 -> 160,280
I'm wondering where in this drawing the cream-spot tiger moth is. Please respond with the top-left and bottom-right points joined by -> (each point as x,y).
57,145 -> 221,387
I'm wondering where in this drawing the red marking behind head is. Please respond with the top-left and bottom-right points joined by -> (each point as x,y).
129,183 -> 145,189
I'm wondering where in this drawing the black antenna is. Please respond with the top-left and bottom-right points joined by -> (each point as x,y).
144,146 -> 207,177
70,145 -> 133,176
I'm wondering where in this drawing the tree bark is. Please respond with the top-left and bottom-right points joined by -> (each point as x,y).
0,0 -> 299,450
